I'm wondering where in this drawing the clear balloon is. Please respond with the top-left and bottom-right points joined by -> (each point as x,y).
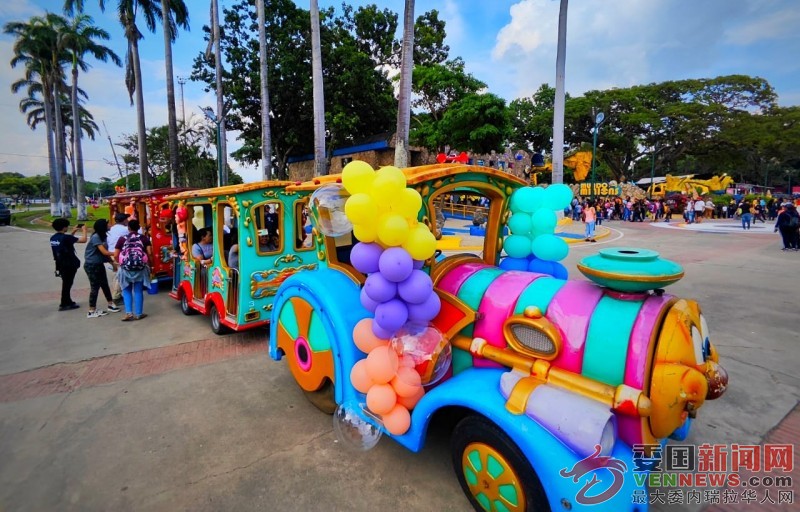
311,184 -> 352,237
351,242 -> 383,275
377,213 -> 410,247
402,223 -> 437,261
507,212 -> 532,235
378,247 -> 414,283
531,233 -> 569,262
390,323 -> 452,386
371,166 -> 407,204
345,193 -> 378,225
544,183 -> 574,210
503,234 -> 532,259
531,209 -> 557,233
333,401 -> 383,451
391,366 -> 423,398
342,160 -> 376,195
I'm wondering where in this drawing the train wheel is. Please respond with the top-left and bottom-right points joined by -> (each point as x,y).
275,294 -> 336,414
180,290 -> 196,315
209,303 -> 229,335
452,416 -> 550,512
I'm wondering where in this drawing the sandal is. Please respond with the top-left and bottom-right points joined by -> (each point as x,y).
134,314 -> 148,320
121,315 -> 135,322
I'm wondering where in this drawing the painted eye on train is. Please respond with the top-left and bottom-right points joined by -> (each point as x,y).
691,326 -> 705,365
699,314 -> 711,361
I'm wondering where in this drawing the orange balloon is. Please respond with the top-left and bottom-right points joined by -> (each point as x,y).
391,366 -> 422,398
397,386 -> 425,410
382,404 -> 411,435
353,318 -> 388,354
350,359 -> 374,394
365,345 -> 399,385
366,383 -> 397,415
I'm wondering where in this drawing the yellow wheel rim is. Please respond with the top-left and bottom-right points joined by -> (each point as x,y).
462,442 -> 526,512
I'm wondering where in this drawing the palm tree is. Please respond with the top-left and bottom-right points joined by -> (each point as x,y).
210,0 -> 227,184
551,0 -> 568,184
394,0 -> 414,169
5,15 -> 65,215
61,13 -> 121,219
66,0 -> 189,191
256,0 -> 272,180
160,0 -> 189,187
310,0 -> 326,176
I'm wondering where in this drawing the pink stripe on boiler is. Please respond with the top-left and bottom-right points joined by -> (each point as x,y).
624,294 -> 673,389
546,281 -> 604,374
437,262 -> 488,295
472,271 -> 540,368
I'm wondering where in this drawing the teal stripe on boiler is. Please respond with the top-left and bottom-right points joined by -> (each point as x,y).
456,267 -> 504,337
512,276 -> 566,315
581,296 -> 643,386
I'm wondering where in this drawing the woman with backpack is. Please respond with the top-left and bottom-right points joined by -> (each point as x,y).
84,219 -> 120,318
113,219 -> 154,321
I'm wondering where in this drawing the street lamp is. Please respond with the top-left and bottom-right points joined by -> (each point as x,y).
649,141 -> 659,200
202,107 -> 224,187
590,110 -> 605,202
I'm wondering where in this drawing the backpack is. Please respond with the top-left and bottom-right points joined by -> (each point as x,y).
789,215 -> 799,228
119,233 -> 147,271
50,232 -> 78,272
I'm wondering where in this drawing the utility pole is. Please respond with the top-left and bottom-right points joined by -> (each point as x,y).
103,121 -> 127,191
178,77 -> 186,125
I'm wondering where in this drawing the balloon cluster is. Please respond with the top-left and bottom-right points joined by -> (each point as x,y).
500,184 -> 574,279
349,319 -> 450,436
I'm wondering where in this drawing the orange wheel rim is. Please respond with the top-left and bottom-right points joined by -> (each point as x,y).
276,296 -> 334,392
461,442 -> 526,512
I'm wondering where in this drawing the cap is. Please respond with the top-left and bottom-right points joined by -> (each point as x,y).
114,212 -> 130,223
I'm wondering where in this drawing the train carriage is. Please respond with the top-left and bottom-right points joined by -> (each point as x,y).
266,163 -> 727,512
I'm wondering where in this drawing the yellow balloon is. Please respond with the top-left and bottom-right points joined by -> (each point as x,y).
344,193 -> 378,224
377,213 -> 410,247
402,223 -> 437,260
342,160 -> 375,195
353,221 -> 378,243
395,188 -> 423,220
371,166 -> 407,204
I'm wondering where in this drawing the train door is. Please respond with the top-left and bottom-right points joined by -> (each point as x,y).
216,201 -> 239,321
188,202 -> 213,301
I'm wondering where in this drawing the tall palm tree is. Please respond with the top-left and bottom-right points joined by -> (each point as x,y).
310,0 -> 326,176
160,0 -> 189,188
256,0 -> 272,180
394,0 -> 414,169
551,0 -> 568,184
5,15 -> 64,215
61,13 -> 121,220
66,0 -> 189,191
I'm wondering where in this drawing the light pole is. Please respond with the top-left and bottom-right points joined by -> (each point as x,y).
590,110 -> 605,202
178,77 -> 186,125
202,107 -> 223,187
649,141 -> 659,200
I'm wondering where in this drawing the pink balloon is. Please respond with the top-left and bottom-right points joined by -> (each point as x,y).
353,318 -> 388,354
382,403 -> 411,435
350,359 -> 374,394
367,383 -> 397,415
365,345 -> 399,385
391,366 -> 423,398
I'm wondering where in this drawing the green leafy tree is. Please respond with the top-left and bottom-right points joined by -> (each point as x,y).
438,93 -> 509,154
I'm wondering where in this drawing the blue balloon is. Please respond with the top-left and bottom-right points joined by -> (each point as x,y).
550,262 -> 569,280
544,184 -> 574,210
500,257 -> 530,271
527,257 -> 554,275
531,234 -> 569,262
504,234 -> 532,259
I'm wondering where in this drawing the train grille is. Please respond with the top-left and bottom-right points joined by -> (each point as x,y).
509,324 -> 557,357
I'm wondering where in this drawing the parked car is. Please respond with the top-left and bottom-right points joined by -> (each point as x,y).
0,202 -> 11,225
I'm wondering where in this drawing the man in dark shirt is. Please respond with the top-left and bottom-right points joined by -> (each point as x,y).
50,218 -> 88,311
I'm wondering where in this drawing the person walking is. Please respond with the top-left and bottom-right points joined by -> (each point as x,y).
583,200 -> 597,242
694,197 -> 706,223
739,200 -> 752,230
114,219 -> 154,321
50,218 -> 88,311
107,213 -> 129,307
83,219 -> 120,318
774,203 -> 800,250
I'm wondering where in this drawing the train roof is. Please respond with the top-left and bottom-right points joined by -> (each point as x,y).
285,164 -> 527,192
164,181 -> 296,201
110,187 -> 195,200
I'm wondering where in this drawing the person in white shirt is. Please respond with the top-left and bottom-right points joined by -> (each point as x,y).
694,197 -> 706,223
705,199 -> 715,219
107,213 -> 129,305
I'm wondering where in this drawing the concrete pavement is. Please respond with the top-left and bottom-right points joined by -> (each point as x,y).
0,221 -> 798,511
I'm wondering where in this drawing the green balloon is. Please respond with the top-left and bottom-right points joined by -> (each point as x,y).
504,234 -> 532,258
531,209 -> 557,234
510,187 -> 544,214
544,184 -> 574,210
507,212 -> 532,235
531,234 -> 569,262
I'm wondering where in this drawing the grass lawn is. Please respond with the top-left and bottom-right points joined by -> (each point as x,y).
11,206 -> 111,232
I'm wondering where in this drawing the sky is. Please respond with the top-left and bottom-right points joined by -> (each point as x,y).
1,0 -> 798,185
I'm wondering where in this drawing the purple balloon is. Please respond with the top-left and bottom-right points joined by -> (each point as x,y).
407,292 -> 441,323
379,247 -> 414,283
398,270 -> 434,304
371,321 -> 395,340
360,287 -> 379,313
364,273 -> 397,303
374,299 -> 409,333
351,242 -> 383,274
413,259 -> 425,270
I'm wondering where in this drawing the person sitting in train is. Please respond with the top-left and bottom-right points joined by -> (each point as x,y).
265,206 -> 279,237
266,234 -> 280,252
192,228 -> 214,267
228,244 -> 239,270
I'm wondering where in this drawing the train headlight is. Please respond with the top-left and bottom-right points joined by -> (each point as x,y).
503,310 -> 562,361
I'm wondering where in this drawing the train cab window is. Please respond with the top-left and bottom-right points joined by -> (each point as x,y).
430,187 -> 501,266
155,203 -> 174,237
294,200 -> 313,251
252,202 -> 283,255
